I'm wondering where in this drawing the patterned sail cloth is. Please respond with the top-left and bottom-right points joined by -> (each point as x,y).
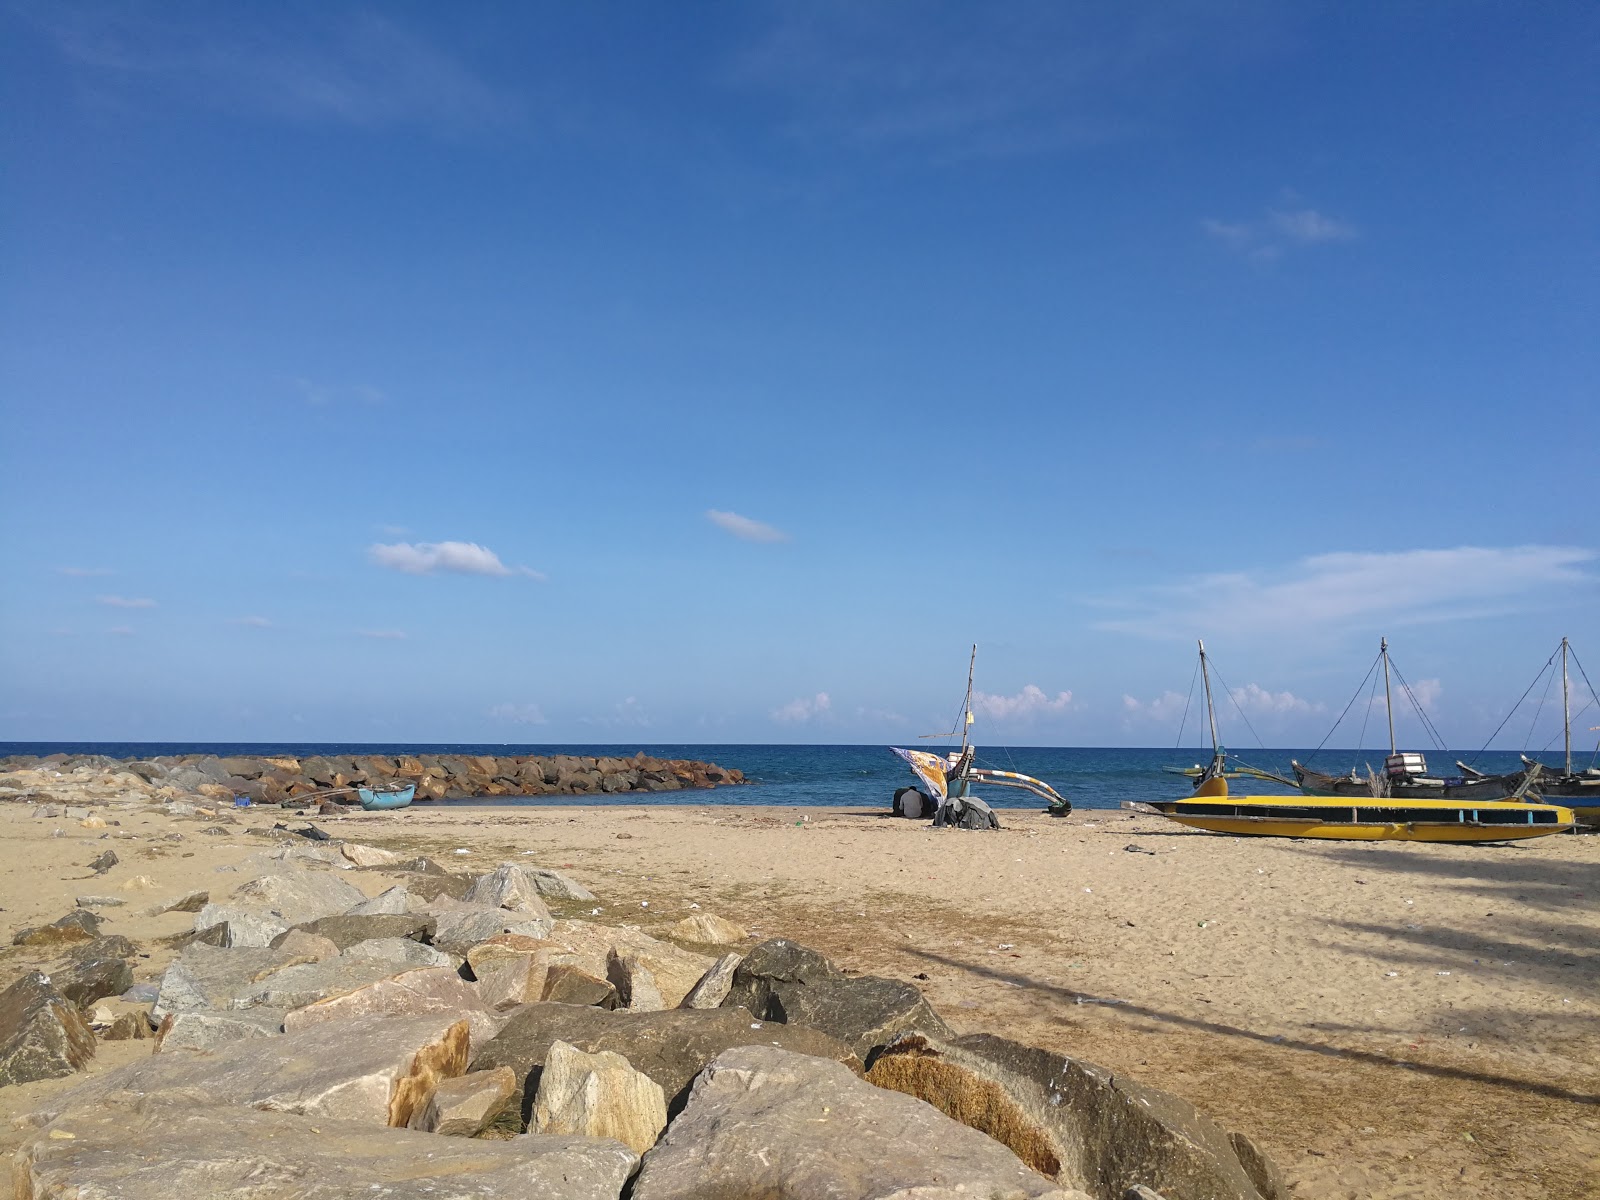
890,747 -> 951,801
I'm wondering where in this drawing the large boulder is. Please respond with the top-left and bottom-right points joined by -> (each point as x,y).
533,1039 -> 667,1155
243,956 -> 447,1012
867,1033 -> 1283,1200
345,885 -> 412,916
273,912 -> 436,950
428,902 -> 554,955
0,972 -> 95,1087
470,1002 -> 861,1127
408,1066 -> 519,1136
49,941 -> 135,1009
343,937 -> 454,970
464,864 -> 557,916
154,1009 -> 286,1053
283,966 -> 500,1043
193,903 -> 290,948
539,920 -> 713,1007
680,953 -> 742,1010
151,943 -> 308,1021
18,1100 -> 638,1200
630,1045 -> 1086,1200
721,938 -> 953,1059
30,1013 -> 471,1129
229,871 -> 367,925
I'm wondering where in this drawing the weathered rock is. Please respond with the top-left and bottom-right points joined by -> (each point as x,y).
543,963 -> 619,1008
467,934 -> 550,1009
0,972 -> 96,1087
18,1098 -> 639,1199
273,929 -> 341,961
150,889 -> 210,915
867,1033 -> 1277,1200
534,1038 -> 668,1155
33,1013 -> 471,1128
154,1008 -> 286,1052
344,936 -> 453,970
273,912 -> 436,950
341,842 -> 403,868
73,894 -> 124,910
630,1045 -> 1084,1200
722,938 -> 953,1059
540,920 -> 713,1008
245,955 -> 440,1012
12,910 -> 101,948
607,949 -> 667,1011
1230,1132 -> 1288,1200
282,966 -> 499,1042
345,885 -> 412,916
408,1065 -> 518,1136
471,1002 -> 861,1126
230,870 -> 367,924
88,850 -> 118,875
428,903 -> 554,955
680,953 -> 742,1009
464,863 -> 557,917
150,943 -> 309,1021
524,867 -> 597,901
193,903 -> 290,948
102,1012 -> 151,1041
671,913 -> 747,944
50,949 -> 134,1009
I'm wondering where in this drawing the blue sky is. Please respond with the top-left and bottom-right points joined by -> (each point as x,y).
2,2 -> 1596,750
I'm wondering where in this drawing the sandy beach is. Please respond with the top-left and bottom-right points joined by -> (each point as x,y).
2,799 -> 1595,1199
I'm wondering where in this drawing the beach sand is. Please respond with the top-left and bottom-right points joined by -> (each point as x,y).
2,800 -> 1595,1198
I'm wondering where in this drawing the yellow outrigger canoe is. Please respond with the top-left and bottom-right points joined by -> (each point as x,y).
1128,793 -> 1576,842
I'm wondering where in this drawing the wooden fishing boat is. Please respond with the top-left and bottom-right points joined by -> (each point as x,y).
1291,638 -> 1524,801
1126,795 -> 1575,842
890,645 -> 1071,824
1482,638 -> 1600,827
357,783 -> 415,811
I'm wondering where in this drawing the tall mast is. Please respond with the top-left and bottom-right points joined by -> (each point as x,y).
960,644 -> 976,755
1381,637 -> 1396,756
1199,639 -> 1221,757
1562,636 -> 1572,776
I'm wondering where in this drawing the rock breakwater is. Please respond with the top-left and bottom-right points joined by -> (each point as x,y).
0,752 -> 745,806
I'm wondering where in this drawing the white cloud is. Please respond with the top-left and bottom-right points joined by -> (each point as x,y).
772,692 -> 832,723
1230,683 -> 1318,715
1094,545 -> 1596,638
1203,202 -> 1357,259
356,628 -> 407,640
1407,678 -> 1442,713
707,510 -> 790,543
1121,690 -> 1191,722
856,705 -> 908,726
230,616 -> 273,628
57,566 -> 113,577
973,685 -> 1073,721
369,540 -> 544,579
488,703 -> 547,726
98,595 -> 155,608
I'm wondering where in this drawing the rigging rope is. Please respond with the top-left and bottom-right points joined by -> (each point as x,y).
1466,646 -> 1556,767
1390,661 -> 1451,754
1306,649 -> 1382,768
1524,663 -> 1557,754
1174,656 -> 1201,749
1568,648 -> 1600,771
1352,663 -> 1381,774
1209,664 -> 1268,751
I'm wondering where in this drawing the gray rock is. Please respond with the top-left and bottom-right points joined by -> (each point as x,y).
154,1008 -> 286,1052
344,936 -> 453,970
150,889 -> 210,915
150,943 -> 307,1021
429,904 -> 554,955
31,1013 -> 472,1129
867,1033 -> 1277,1200
721,938 -> 953,1059
229,870 -> 367,924
607,949 -> 666,1011
345,885 -> 412,916
88,850 -> 118,875
0,972 -> 96,1087
464,863 -> 557,917
526,867 -> 597,902
273,912 -> 436,950
680,953 -> 742,1009
193,903 -> 290,948
534,1039 -> 667,1155
12,910 -> 102,948
543,963 -> 619,1008
630,1045 -> 1083,1200
50,950 -> 134,1010
281,966 -> 500,1043
73,895 -> 124,910
541,920 -> 713,1007
17,1097 -> 640,1198
471,1002 -> 861,1126
243,955 -> 432,1011
407,1066 -> 518,1136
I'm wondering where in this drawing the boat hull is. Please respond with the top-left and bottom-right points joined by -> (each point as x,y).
1291,761 -> 1524,801
1147,797 -> 1574,842
357,784 -> 415,811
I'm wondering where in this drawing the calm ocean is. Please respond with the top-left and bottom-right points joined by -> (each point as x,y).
0,743 -> 1553,812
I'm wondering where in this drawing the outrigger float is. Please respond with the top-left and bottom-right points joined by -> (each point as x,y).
1130,642 -> 1576,843
890,646 -> 1070,828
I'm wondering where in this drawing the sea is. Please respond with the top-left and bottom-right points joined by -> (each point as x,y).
0,743 -> 1555,812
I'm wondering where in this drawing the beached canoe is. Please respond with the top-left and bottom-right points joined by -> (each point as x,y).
357,783 -> 415,811
1125,795 -> 1575,842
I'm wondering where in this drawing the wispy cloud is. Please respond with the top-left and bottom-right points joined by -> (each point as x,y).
97,595 -> 155,608
856,705 -> 908,726
1203,202 -> 1357,261
31,8 -> 517,134
487,703 -> 547,726
230,616 -> 274,629
707,510 -> 790,543
973,685 -> 1073,720
369,540 -> 544,579
57,566 -> 113,577
1094,545 -> 1597,639
579,697 -> 652,729
772,692 -> 832,723
356,628 -> 407,640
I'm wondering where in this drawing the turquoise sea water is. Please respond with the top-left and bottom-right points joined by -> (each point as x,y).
0,742 -> 1563,812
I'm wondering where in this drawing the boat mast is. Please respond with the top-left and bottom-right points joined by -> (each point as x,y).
1381,637 -> 1396,757
1562,636 -> 1572,776
961,644 -> 976,756
1199,639 -> 1222,763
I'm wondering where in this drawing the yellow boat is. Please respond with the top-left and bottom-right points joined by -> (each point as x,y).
1128,793 -> 1576,842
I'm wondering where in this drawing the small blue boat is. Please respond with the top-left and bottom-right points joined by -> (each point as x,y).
356,783 -> 415,811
